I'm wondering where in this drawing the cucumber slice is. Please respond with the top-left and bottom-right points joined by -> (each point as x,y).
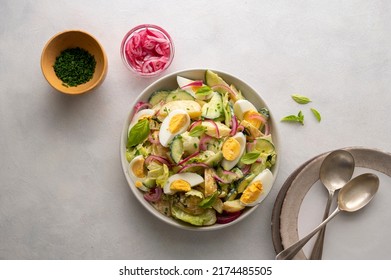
205,70 -> 229,90
142,178 -> 156,189
171,206 -> 216,226
254,138 -> 275,154
204,151 -> 223,167
201,92 -> 223,119
166,89 -> 195,103
170,135 -> 184,164
148,90 -> 170,106
236,173 -> 256,193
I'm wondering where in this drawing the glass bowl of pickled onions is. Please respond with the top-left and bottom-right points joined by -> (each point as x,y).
121,24 -> 175,77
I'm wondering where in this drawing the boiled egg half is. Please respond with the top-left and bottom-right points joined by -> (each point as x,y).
240,169 -> 274,206
221,132 -> 246,170
159,109 -> 190,147
233,99 -> 264,129
128,155 -> 148,190
163,172 -> 204,195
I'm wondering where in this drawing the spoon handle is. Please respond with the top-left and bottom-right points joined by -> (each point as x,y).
275,207 -> 341,260
310,190 -> 334,260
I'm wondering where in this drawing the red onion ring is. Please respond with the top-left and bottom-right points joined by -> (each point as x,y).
242,164 -> 251,175
248,113 -> 267,124
143,187 -> 162,202
177,151 -> 200,166
211,84 -> 238,99
148,133 -> 160,144
145,155 -> 171,166
188,120 -> 202,131
178,163 -> 209,173
230,116 -> 238,136
180,80 -> 203,89
205,120 -> 220,138
199,135 -> 212,151
213,175 -> 230,184
131,101 -> 153,120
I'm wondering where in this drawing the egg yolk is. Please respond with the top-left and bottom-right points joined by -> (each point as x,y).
170,179 -> 191,192
222,137 -> 241,161
168,114 -> 188,133
132,158 -> 146,178
243,110 -> 263,129
240,181 -> 263,204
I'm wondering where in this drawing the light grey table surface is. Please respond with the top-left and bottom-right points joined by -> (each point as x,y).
1,0 -> 390,260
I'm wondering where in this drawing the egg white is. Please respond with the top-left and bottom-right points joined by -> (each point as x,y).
163,172 -> 204,194
159,109 -> 190,147
240,169 -> 274,206
128,108 -> 155,133
177,76 -> 212,100
233,99 -> 257,121
221,132 -> 246,170
177,76 -> 197,97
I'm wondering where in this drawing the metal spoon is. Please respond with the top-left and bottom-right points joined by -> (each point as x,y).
276,173 -> 379,260
310,150 -> 355,259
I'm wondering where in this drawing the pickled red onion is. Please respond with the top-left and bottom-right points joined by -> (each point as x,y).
199,135 -> 212,151
143,187 -> 162,202
180,80 -> 203,89
178,151 -> 200,166
205,120 -> 220,138
178,163 -> 209,173
211,84 -> 238,99
230,116 -> 238,136
148,133 -> 160,144
188,120 -> 202,131
145,155 -> 171,166
131,101 -> 152,120
124,27 -> 172,75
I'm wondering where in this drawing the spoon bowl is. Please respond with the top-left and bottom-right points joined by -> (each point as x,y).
276,173 -> 379,260
320,150 -> 355,192
339,173 -> 379,212
310,150 -> 355,259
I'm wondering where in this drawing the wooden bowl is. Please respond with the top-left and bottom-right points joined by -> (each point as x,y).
41,30 -> 108,95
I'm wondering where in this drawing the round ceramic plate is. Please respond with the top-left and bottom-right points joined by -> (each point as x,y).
272,147 -> 391,259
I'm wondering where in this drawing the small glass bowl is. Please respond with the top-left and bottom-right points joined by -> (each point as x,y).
120,24 -> 175,78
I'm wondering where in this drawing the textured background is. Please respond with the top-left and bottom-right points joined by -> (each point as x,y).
1,0 -> 390,259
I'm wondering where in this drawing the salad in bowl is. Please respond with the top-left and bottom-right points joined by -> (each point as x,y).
121,69 -> 278,230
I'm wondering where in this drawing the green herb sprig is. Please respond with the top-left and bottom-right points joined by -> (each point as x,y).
281,110 -> 305,125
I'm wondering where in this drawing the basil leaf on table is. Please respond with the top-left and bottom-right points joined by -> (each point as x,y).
311,108 -> 322,122
291,94 -> 312,104
281,110 -> 304,125
127,119 -> 150,147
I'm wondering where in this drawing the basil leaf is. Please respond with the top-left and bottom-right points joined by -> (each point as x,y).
281,111 -> 304,125
127,119 -> 150,147
195,85 -> 213,96
311,108 -> 321,122
241,152 -> 261,165
291,94 -> 311,104
188,125 -> 206,137
199,191 -> 218,208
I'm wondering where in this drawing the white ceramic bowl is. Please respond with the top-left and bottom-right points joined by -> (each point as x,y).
120,69 -> 280,231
